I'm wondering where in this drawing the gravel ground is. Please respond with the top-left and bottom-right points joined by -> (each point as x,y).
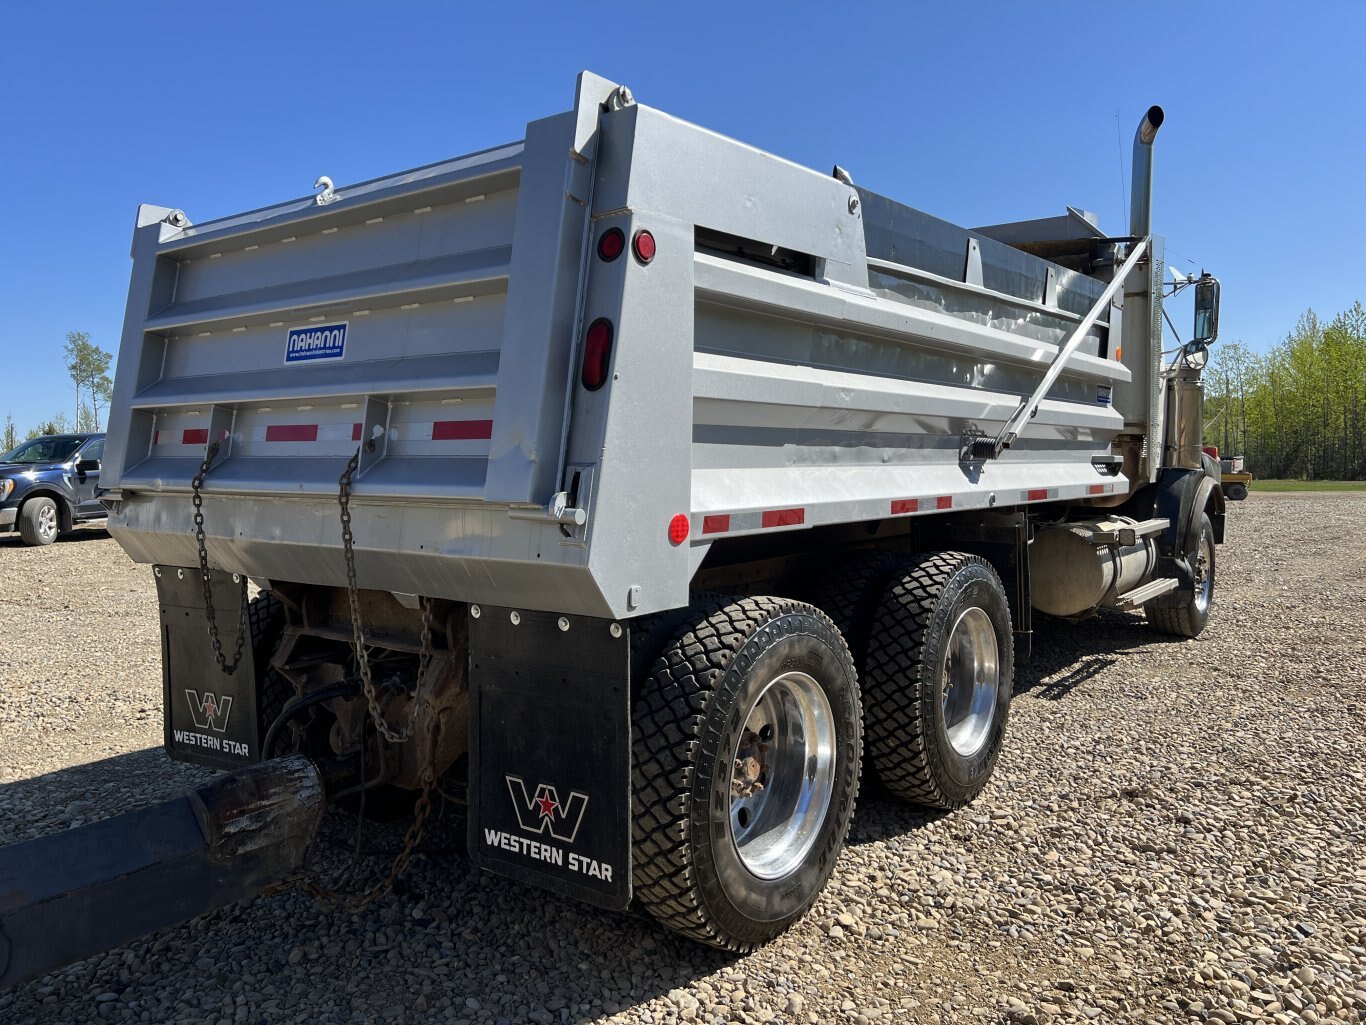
1,495 -> 1363,1025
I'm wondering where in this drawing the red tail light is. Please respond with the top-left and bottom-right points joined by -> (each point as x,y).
581,318 -> 613,391
597,227 -> 625,262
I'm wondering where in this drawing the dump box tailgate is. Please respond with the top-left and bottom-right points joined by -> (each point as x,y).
103,76 -> 638,615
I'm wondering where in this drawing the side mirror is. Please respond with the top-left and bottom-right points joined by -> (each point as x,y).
1181,341 -> 1210,371
1193,274 -> 1220,344
77,459 -> 100,472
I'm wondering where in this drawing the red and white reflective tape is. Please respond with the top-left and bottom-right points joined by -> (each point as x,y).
265,423 -> 319,443
1087,482 -> 1118,496
155,419 -> 494,445
700,506 -> 806,535
431,419 -> 493,441
153,428 -> 227,446
889,495 -> 952,516
1021,487 -> 1058,502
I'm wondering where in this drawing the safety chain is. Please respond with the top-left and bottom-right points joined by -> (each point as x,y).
338,449 -> 435,743
264,450 -> 445,913
191,440 -> 249,675
293,716 -> 444,912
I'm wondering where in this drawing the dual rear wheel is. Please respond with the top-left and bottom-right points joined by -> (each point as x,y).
631,553 -> 1014,950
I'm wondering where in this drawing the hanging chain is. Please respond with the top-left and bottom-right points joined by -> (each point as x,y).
191,440 -> 249,675
339,449 -> 436,742
266,449 -> 445,912
292,716 -> 444,912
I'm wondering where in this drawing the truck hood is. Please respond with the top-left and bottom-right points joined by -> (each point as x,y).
0,461 -> 67,475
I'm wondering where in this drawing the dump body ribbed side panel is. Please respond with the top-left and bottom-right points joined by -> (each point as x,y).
104,79 -> 1155,620
687,249 -> 1131,538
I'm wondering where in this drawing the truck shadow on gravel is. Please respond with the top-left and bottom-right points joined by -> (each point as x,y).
0,524 -> 111,549
1014,609 -> 1166,701
0,748 -> 209,846
845,610 -> 1170,847
1,750 -> 738,1024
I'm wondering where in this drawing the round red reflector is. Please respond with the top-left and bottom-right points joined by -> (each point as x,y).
597,227 -> 625,262
633,229 -> 656,264
581,318 -> 613,391
668,513 -> 690,545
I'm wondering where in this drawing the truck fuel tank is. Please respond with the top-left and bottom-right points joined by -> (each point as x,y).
1030,517 -> 1170,618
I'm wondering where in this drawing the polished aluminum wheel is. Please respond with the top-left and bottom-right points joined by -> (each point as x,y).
941,606 -> 999,758
36,502 -> 58,542
728,671 -> 836,880
1193,531 -> 1214,614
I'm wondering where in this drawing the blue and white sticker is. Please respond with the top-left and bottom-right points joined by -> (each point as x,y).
1096,384 -> 1113,406
285,322 -> 347,364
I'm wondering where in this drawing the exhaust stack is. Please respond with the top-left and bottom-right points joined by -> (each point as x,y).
1129,105 -> 1165,237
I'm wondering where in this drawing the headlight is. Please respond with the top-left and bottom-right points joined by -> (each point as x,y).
0,479 -> 12,501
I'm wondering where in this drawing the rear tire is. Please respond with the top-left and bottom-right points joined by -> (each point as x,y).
1226,483 -> 1248,501
632,596 -> 861,951
863,552 -> 1014,810
247,592 -> 292,743
798,550 -> 911,664
797,550 -> 911,792
1146,513 -> 1215,638
18,497 -> 59,546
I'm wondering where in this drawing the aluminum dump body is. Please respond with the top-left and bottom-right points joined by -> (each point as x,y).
105,73 -> 1157,619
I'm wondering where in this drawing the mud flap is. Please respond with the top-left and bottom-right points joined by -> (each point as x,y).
468,607 -> 631,910
155,565 -> 262,770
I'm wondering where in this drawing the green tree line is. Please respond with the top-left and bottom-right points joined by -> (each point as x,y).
1203,302 -> 1366,480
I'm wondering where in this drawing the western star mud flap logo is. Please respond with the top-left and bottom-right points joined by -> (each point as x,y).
172,690 -> 249,757
482,775 -> 613,881
507,777 -> 588,841
185,689 -> 233,731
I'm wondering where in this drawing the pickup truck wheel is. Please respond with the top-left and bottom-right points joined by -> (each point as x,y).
18,497 -> 60,546
863,552 -> 1014,810
632,597 -> 861,951
1145,513 -> 1216,639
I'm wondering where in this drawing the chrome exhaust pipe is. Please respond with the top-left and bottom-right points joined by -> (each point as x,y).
1129,105 -> 1165,237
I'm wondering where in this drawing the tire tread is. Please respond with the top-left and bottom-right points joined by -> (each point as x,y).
631,595 -> 857,951
18,496 -> 59,546
247,591 -> 291,739
863,551 -> 1009,810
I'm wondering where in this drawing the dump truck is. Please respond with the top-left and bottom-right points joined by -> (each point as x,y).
0,73 -> 1226,984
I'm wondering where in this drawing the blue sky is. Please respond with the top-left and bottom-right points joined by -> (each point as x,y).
1,2 -> 1362,434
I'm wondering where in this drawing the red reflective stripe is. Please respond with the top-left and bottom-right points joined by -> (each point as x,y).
265,424 -> 318,442
432,419 -> 493,441
182,428 -> 209,445
761,508 -> 804,528
1088,483 -> 1106,495
891,498 -> 919,514
702,515 -> 730,535
352,422 -> 363,441
936,496 -> 953,510
1026,488 -> 1050,501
